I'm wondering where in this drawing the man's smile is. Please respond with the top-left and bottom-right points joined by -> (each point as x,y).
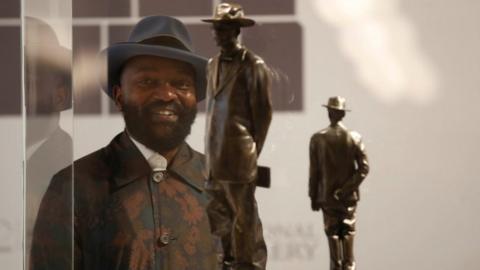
149,108 -> 179,122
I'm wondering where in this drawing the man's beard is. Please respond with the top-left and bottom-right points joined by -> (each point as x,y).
122,100 -> 197,153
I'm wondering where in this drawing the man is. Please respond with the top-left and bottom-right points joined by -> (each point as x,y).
309,96 -> 369,270
30,16 -> 221,270
202,3 -> 272,270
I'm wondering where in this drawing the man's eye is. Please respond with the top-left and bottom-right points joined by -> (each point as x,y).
171,80 -> 193,90
138,78 -> 155,87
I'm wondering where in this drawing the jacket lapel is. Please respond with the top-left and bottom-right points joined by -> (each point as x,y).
213,54 -> 243,97
109,132 -> 151,188
210,55 -> 220,97
168,142 -> 206,193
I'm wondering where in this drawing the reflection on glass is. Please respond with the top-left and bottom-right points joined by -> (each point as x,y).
24,16 -> 73,269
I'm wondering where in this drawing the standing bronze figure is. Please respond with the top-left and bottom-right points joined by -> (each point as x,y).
202,3 -> 272,270
309,97 -> 369,270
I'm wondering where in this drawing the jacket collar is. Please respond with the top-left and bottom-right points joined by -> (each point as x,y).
109,132 -> 205,192
212,48 -> 247,97
168,142 -> 206,192
109,132 -> 151,188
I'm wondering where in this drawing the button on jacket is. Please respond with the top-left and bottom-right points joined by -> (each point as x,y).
309,123 -> 369,206
30,132 -> 221,270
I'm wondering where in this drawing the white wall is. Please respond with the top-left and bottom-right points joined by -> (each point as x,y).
1,0 -> 480,269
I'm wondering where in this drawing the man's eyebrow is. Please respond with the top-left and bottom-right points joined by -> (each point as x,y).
133,66 -> 158,73
175,67 -> 195,76
133,66 -> 194,76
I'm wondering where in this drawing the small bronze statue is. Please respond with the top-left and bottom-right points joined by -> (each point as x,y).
202,3 -> 273,270
309,96 -> 369,270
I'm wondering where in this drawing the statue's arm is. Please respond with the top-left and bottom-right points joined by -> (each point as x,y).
249,58 -> 272,155
340,134 -> 370,197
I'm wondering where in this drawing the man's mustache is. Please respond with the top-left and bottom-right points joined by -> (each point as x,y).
143,101 -> 184,115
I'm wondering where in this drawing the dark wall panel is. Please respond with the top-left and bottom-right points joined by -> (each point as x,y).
186,24 -> 216,59
140,0 -> 212,16
73,0 -> 130,17
0,26 -> 21,114
221,0 -> 294,15
109,25 -> 133,45
0,0 -> 20,18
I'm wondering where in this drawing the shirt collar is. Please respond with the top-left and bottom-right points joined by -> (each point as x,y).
220,45 -> 244,61
126,131 -> 168,170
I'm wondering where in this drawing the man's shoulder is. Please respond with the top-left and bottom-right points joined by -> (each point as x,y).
311,127 -> 331,138
54,134 -> 122,183
207,54 -> 221,65
309,130 -> 326,146
179,143 -> 205,167
43,146 -> 110,198
188,144 -> 205,161
74,146 -> 111,175
242,48 -> 266,65
51,145 -> 109,182
348,130 -> 364,148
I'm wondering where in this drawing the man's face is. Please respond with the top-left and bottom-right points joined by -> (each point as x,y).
26,62 -> 70,115
212,23 -> 239,49
114,55 -> 197,152
328,108 -> 345,124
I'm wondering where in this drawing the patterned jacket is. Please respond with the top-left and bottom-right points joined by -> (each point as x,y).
30,132 -> 221,270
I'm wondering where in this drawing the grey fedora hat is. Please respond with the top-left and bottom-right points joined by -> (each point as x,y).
100,15 -> 207,101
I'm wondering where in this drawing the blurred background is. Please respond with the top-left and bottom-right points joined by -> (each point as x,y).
1,0 -> 479,269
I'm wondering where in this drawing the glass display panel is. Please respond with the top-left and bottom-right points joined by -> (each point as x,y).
0,1 -> 22,268
23,0 -> 73,269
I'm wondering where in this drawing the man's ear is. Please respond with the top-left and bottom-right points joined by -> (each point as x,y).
112,85 -> 123,111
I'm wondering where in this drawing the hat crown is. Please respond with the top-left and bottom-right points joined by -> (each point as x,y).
325,96 -> 348,111
214,3 -> 245,21
25,17 -> 61,47
128,16 -> 193,52
202,2 -> 255,27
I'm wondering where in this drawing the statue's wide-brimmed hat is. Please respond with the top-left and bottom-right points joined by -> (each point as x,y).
100,15 -> 208,101
202,3 -> 255,27
323,96 -> 351,111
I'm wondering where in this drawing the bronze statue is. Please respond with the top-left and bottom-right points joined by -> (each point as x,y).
202,3 -> 273,270
309,96 -> 369,270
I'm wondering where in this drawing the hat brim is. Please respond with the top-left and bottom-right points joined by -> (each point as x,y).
322,105 -> 351,112
201,18 -> 255,27
99,43 -> 208,102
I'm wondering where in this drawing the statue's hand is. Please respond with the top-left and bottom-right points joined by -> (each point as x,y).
333,189 -> 342,200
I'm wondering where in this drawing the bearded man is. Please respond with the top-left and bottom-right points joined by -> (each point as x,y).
30,16 -> 221,270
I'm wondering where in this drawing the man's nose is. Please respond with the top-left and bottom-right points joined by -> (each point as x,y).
153,83 -> 177,101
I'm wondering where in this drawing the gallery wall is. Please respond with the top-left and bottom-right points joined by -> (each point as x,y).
1,0 -> 479,269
